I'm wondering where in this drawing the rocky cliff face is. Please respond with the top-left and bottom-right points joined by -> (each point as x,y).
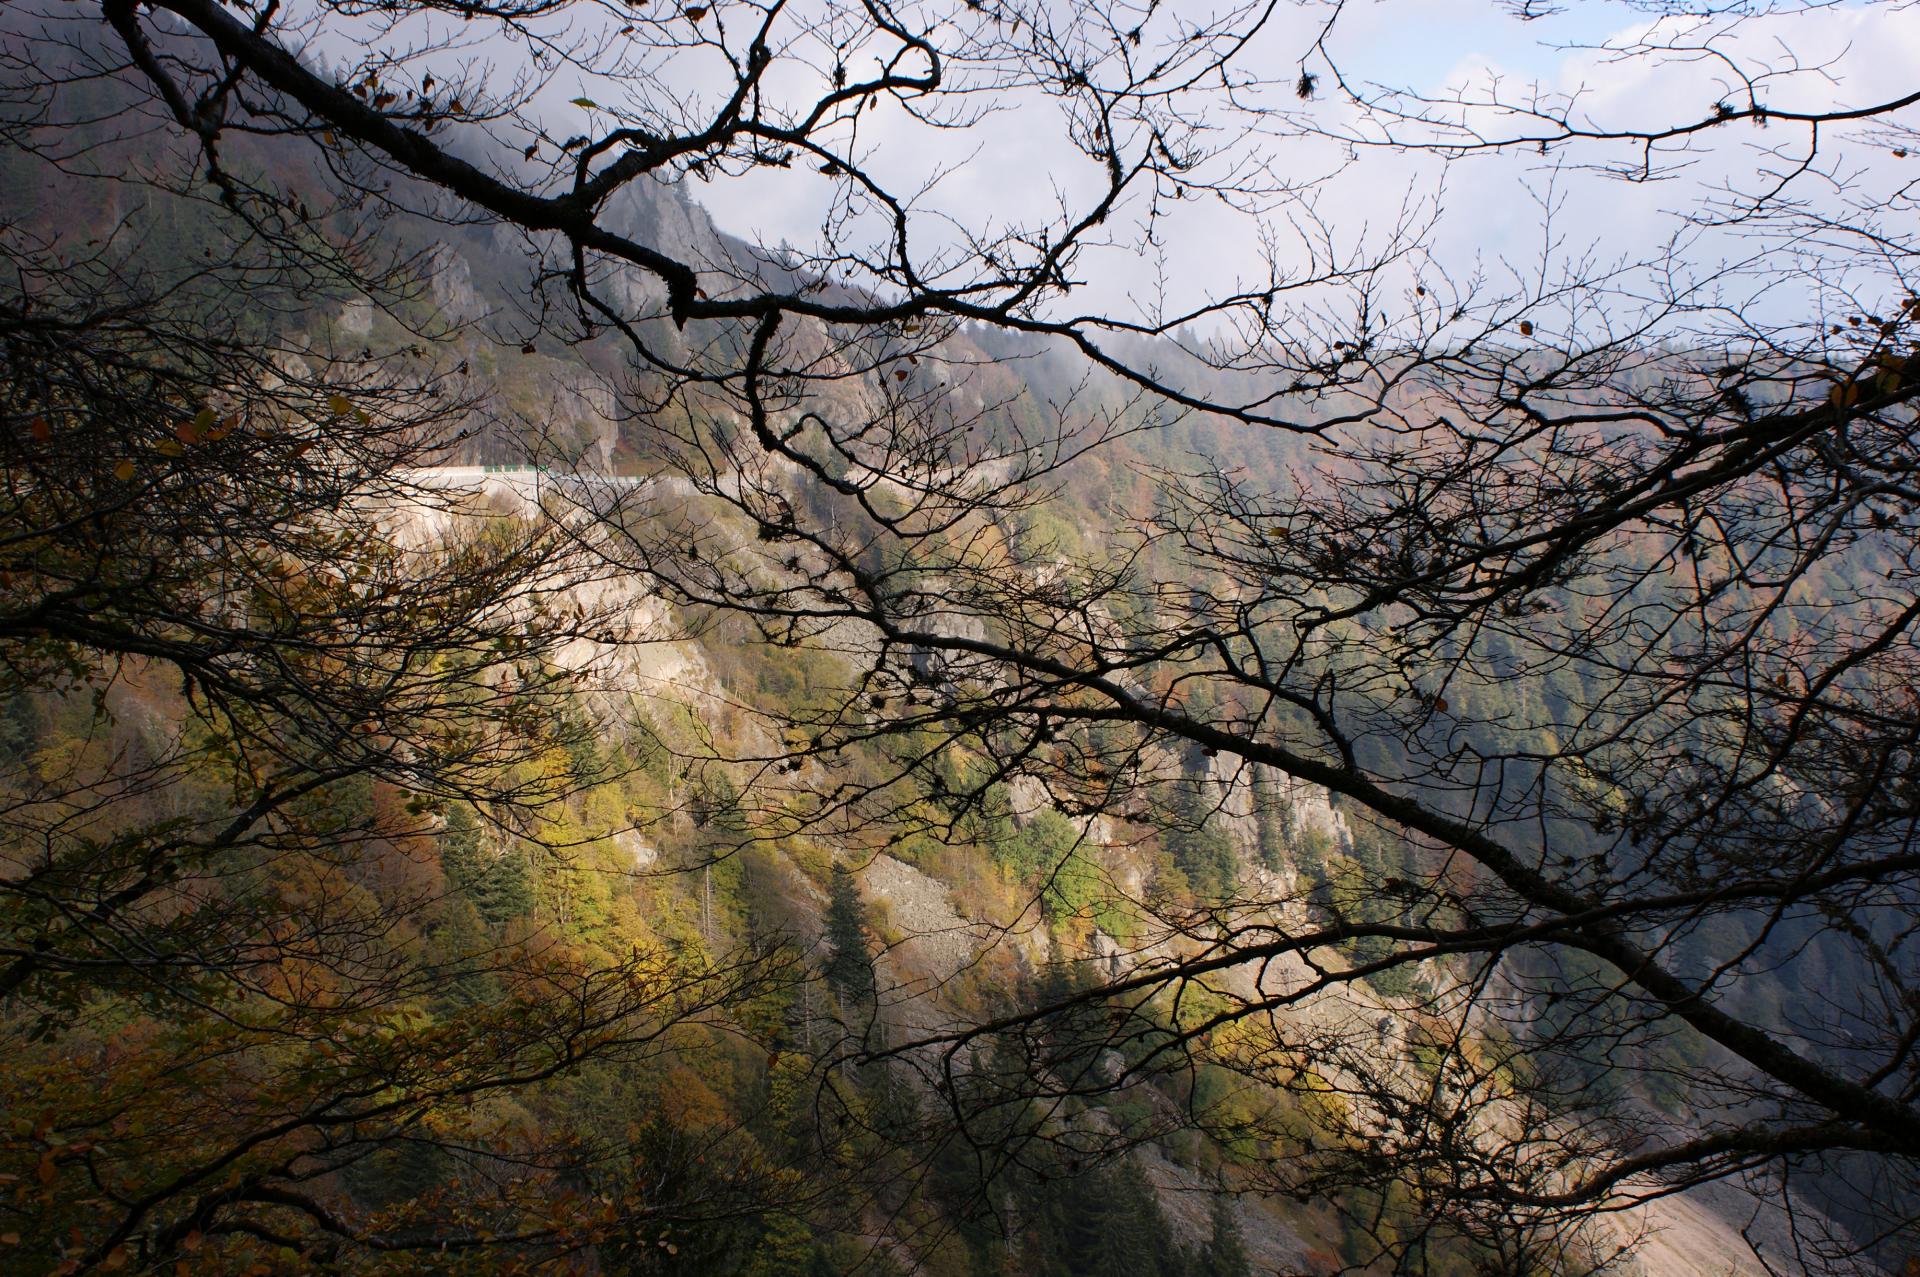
1199,754 -> 1354,867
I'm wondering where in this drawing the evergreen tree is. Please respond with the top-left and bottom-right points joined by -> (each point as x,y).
1034,1156 -> 1190,1277
1250,768 -> 1288,873
822,861 -> 876,1008
441,804 -> 536,925
423,893 -> 502,1010
1165,781 -> 1239,902
439,802 -> 487,891
1200,1194 -> 1251,1277
743,1213 -> 816,1277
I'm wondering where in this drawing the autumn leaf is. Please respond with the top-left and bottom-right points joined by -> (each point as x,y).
570,97 -> 599,109
29,415 -> 50,442
1518,320 -> 1534,336
114,460 -> 137,481
685,5 -> 708,18
327,394 -> 353,416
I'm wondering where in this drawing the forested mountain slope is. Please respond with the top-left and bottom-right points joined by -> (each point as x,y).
3,7 -> 1916,1275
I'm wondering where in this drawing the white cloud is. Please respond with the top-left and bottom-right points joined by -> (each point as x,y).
301,0 -> 1916,333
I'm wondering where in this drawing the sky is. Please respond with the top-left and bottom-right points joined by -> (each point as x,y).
663,0 -> 1920,335
277,0 -> 1919,338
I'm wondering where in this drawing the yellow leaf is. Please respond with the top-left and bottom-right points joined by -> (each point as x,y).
327,394 -> 353,416
114,460 -> 137,481
155,439 -> 184,457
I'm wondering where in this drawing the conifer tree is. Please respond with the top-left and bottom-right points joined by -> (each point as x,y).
822,862 -> 876,1010
1201,1195 -> 1251,1277
441,803 -> 536,925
